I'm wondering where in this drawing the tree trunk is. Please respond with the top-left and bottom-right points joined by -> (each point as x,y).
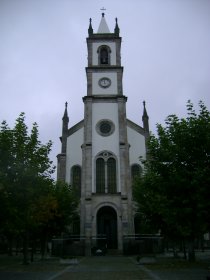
30,240 -> 35,263
188,239 -> 195,262
41,231 -> 47,260
22,231 -> 29,265
182,239 -> 187,260
7,235 -> 13,256
172,241 -> 178,258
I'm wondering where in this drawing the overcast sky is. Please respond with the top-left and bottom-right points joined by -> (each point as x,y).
0,0 -> 210,177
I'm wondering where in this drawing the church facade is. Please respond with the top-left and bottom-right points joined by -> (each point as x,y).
57,14 -> 149,251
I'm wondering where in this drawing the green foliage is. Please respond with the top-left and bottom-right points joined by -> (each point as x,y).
133,101 -> 210,242
0,113 -> 55,234
52,181 -> 79,233
0,113 -> 79,261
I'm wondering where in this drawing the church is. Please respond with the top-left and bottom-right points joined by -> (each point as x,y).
57,13 -> 149,252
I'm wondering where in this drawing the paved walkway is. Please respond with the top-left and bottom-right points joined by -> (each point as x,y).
48,256 -> 152,280
47,255 -> 210,280
0,255 -> 209,280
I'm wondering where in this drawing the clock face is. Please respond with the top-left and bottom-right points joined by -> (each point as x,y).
98,77 -> 111,88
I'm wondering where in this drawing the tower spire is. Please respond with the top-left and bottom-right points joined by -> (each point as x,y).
63,102 -> 69,120
61,102 -> 69,153
114,18 -> 120,36
88,18 -> 93,36
97,12 -> 110,33
142,101 -> 149,132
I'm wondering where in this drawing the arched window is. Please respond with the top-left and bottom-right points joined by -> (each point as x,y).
96,152 -> 117,193
100,47 -> 108,64
71,165 -> 81,197
96,158 -> 105,193
97,45 -> 111,65
131,164 -> 142,182
107,158 -> 116,193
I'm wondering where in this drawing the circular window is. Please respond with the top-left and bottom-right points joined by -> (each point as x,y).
100,121 -> 111,134
96,120 -> 115,137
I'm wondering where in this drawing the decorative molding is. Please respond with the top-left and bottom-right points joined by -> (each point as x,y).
86,66 -> 123,71
83,95 -> 127,103
87,35 -> 122,40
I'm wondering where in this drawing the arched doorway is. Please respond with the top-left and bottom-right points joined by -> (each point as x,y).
97,206 -> 118,249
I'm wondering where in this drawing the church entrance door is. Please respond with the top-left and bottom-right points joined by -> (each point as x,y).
97,206 -> 118,249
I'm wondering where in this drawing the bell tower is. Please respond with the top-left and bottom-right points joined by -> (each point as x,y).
81,13 -> 134,251
57,13 -> 149,254
86,14 -> 123,97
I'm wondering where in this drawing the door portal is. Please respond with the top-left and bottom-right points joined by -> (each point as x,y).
97,206 -> 118,249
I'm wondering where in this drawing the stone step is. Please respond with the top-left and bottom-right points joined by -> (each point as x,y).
107,249 -> 122,255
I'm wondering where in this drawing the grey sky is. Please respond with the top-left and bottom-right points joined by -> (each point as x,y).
0,0 -> 210,177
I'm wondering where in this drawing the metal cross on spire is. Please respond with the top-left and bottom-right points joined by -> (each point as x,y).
100,7 -> 106,16
100,7 -> 106,12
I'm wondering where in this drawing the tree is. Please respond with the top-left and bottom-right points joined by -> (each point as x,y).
52,181 -> 79,234
0,113 -> 79,263
0,113 -> 55,263
133,101 -> 210,261
32,180 -> 79,258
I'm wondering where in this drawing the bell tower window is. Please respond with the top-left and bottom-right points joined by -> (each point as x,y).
98,45 -> 111,65
100,48 -> 108,64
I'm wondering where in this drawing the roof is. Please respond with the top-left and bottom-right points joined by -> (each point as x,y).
127,119 -> 146,136
67,120 -> 84,137
64,118 -> 145,139
97,13 -> 110,33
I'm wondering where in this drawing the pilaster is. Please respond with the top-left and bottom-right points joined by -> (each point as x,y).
56,153 -> 67,181
81,97 -> 93,238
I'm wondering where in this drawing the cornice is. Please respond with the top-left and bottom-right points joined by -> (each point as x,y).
83,95 -> 127,103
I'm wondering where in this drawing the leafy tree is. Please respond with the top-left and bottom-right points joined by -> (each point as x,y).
0,113 -> 79,263
52,181 -> 79,234
32,180 -> 79,258
0,113 -> 55,263
133,101 -> 210,261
